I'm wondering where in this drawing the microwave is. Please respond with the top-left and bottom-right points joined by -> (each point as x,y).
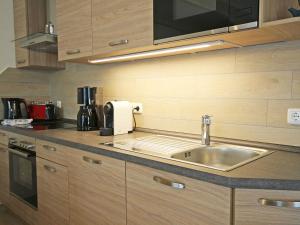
154,0 -> 259,44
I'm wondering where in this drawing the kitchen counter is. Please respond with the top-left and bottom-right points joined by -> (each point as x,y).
1,125 -> 300,190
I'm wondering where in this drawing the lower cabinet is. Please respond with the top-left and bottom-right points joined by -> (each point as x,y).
235,189 -> 300,225
68,150 -> 126,225
37,157 -> 69,225
0,144 -> 9,204
126,162 -> 232,225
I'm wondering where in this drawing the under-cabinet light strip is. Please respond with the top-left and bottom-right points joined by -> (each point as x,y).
88,40 -> 237,64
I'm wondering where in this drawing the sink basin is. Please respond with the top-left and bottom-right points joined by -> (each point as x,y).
171,144 -> 273,171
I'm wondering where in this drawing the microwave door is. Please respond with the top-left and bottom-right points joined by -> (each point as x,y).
229,0 -> 259,32
154,0 -> 230,43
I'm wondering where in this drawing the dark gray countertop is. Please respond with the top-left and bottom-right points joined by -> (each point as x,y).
1,125 -> 300,190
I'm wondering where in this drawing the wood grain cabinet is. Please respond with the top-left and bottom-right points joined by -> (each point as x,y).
67,150 -> 126,225
0,144 -> 9,205
37,157 -> 69,225
235,189 -> 300,225
56,0 -> 93,61
13,0 -> 64,70
92,0 -> 153,55
126,163 -> 232,225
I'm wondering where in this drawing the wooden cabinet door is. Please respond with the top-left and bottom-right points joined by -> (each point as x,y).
127,163 -> 231,225
68,150 -> 126,225
13,0 -> 29,68
0,144 -> 9,205
92,0 -> 153,55
56,0 -> 93,60
235,189 -> 300,225
37,158 -> 69,225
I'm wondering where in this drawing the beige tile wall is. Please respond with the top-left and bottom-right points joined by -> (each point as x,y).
0,68 -> 51,119
49,40 -> 300,146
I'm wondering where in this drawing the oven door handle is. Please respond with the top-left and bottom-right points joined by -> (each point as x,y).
8,149 -> 31,158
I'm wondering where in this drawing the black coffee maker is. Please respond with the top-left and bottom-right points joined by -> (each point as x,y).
1,98 -> 28,119
77,87 -> 98,131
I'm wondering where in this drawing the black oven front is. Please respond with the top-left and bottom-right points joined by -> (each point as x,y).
8,138 -> 37,208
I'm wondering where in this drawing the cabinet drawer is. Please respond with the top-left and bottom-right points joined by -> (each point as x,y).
68,150 -> 126,225
127,163 -> 231,225
235,189 -> 300,225
36,140 -> 68,165
0,131 -> 8,145
37,158 -> 69,225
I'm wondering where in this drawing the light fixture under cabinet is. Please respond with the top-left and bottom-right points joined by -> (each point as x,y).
88,40 -> 240,64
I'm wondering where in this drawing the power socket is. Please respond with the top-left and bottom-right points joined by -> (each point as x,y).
287,108 -> 300,125
56,100 -> 62,109
132,102 -> 143,114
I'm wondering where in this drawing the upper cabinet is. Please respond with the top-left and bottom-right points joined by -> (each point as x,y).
92,0 -> 153,55
13,0 -> 65,70
56,0 -> 93,61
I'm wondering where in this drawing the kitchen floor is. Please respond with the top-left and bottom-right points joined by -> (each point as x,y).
0,205 -> 28,225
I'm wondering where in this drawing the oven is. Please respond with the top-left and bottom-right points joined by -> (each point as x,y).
8,137 -> 37,208
154,0 -> 259,44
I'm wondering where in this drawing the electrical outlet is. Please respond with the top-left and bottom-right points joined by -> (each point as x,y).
287,109 -> 300,125
56,100 -> 62,109
132,102 -> 143,114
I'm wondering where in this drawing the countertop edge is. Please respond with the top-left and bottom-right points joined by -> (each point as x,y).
2,126 -> 300,191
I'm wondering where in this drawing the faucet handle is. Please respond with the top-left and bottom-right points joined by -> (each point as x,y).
202,115 -> 212,125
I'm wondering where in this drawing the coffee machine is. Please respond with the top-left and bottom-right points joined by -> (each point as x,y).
1,98 -> 28,119
77,87 -> 98,131
100,101 -> 133,136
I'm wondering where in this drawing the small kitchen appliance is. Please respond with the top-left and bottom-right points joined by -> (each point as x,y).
28,101 -> 56,121
1,98 -> 28,119
100,101 -> 133,136
77,86 -> 98,131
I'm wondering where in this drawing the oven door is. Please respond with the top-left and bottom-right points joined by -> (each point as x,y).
154,0 -> 230,43
9,147 -> 37,208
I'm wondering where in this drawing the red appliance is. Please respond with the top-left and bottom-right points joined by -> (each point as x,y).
28,102 -> 56,121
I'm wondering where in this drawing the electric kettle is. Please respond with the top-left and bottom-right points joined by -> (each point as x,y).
1,98 -> 29,119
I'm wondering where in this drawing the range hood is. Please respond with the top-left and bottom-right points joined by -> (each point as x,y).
18,32 -> 58,53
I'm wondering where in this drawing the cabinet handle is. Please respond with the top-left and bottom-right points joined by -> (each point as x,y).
258,198 -> 300,208
0,132 -> 6,137
153,176 -> 185,190
0,147 -> 7,153
66,49 -> 81,55
42,145 -> 56,152
109,39 -> 129,46
44,165 -> 57,173
83,156 -> 101,165
17,59 -> 26,64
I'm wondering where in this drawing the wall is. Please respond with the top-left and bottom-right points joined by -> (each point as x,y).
0,0 -> 16,73
49,40 -> 300,146
0,68 -> 51,119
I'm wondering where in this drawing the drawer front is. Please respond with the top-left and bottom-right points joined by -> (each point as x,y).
68,150 -> 126,225
36,140 -> 68,165
37,158 -> 69,225
235,189 -> 300,225
0,130 -> 8,145
127,162 -> 231,225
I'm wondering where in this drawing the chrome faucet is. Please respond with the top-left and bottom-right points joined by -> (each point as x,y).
201,115 -> 211,146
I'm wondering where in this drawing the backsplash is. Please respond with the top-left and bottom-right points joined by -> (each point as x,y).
0,68 -> 51,119
49,40 -> 300,146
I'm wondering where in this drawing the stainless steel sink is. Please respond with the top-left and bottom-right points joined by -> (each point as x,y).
171,144 -> 273,171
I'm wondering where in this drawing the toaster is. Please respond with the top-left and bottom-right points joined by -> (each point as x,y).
29,102 -> 56,120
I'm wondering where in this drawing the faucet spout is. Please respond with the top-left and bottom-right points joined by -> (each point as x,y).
201,115 -> 211,146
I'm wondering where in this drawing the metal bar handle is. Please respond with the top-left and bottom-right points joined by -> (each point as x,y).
83,156 -> 101,165
44,165 -> 57,173
8,149 -> 30,158
258,198 -> 300,208
42,145 -> 56,152
109,39 -> 129,46
0,132 -> 6,137
66,49 -> 81,55
153,176 -> 185,190
17,59 -> 26,64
